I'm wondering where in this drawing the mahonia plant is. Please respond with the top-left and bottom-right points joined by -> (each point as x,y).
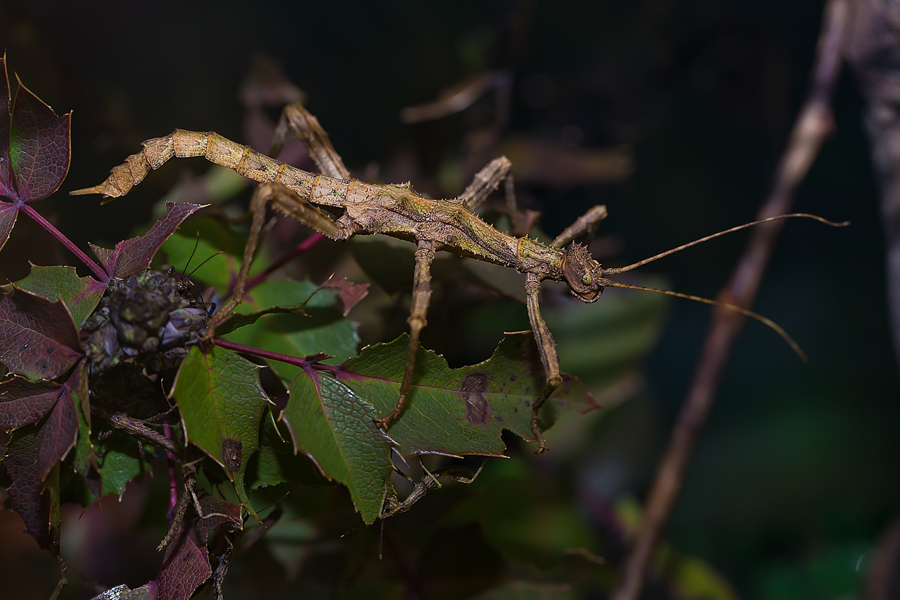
0,55 -> 611,599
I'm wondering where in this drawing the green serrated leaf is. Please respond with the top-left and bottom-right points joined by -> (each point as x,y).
245,410 -> 326,490
282,370 -> 394,524
173,346 -> 271,511
338,333 -> 597,458
67,361 -> 101,498
95,433 -> 153,498
10,265 -> 105,327
223,278 -> 359,382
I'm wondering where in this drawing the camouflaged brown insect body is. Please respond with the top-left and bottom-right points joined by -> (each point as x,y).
75,128 -> 603,288
73,119 -> 613,452
74,103 -> 831,453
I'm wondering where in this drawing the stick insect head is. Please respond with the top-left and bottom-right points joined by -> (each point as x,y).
561,242 -> 605,303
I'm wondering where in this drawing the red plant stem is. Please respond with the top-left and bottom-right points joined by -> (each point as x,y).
20,203 -> 107,281
611,2 -> 848,598
162,422 -> 178,522
213,337 -> 342,374
213,338 -> 308,368
243,232 -> 324,293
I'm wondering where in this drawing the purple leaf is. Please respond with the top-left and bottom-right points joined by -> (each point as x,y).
0,289 -> 82,380
320,278 -> 369,316
35,376 -> 78,480
8,75 -> 71,202
0,55 -> 13,199
0,376 -> 62,429
156,496 -> 242,600
4,429 -> 61,552
0,201 -> 18,252
90,202 -> 205,279
3,388 -> 76,552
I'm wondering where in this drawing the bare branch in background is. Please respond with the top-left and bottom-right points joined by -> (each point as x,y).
611,1 -> 849,598
845,0 -> 900,370
844,1 -> 900,590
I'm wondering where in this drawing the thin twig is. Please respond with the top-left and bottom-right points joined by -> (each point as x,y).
611,2 -> 849,598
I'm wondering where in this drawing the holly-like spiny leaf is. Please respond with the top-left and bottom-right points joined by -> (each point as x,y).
245,409 -> 326,490
0,54 -> 12,199
282,368 -> 394,525
335,333 -> 598,459
0,201 -> 17,253
8,265 -> 106,326
66,361 -> 102,498
90,202 -> 205,280
0,376 -> 62,429
172,346 -> 271,510
2,364 -> 82,552
214,296 -> 309,337
155,495 -> 242,600
0,288 -> 82,380
0,55 -> 71,204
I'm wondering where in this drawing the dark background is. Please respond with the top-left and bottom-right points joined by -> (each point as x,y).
1,0 -> 897,598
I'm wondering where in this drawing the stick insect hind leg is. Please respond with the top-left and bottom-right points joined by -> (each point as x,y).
205,101 -> 355,337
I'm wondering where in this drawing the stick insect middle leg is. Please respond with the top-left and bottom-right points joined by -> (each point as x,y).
373,239 -> 438,429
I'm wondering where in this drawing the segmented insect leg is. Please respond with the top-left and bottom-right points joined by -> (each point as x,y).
524,272 -> 562,454
206,182 -> 352,336
374,239 -> 437,430
272,101 -> 350,180
458,156 -> 512,211
458,156 -> 536,236
550,205 -> 609,248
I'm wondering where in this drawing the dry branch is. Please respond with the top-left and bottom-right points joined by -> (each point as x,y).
611,1 -> 850,598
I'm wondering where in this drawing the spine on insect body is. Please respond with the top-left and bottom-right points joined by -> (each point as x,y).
71,130 -> 321,202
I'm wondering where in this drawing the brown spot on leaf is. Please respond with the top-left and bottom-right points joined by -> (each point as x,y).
460,373 -> 489,423
222,438 -> 242,475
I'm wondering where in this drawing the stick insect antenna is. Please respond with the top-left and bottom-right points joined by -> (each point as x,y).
181,232 -> 202,277
187,250 -> 223,280
602,214 -> 848,276
600,280 -> 808,361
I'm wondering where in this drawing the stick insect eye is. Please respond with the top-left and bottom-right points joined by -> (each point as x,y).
582,274 -> 592,285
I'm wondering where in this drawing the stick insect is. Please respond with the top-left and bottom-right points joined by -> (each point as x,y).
380,459 -> 487,519
72,102 -> 844,453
